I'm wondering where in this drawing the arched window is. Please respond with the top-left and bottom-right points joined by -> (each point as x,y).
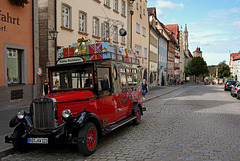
150,72 -> 153,84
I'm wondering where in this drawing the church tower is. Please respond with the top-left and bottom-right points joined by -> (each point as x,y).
179,26 -> 185,82
183,24 -> 188,52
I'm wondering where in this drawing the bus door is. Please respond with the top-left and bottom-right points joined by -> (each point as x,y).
97,67 -> 117,124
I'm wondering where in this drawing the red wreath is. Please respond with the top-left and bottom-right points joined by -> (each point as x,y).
9,0 -> 29,8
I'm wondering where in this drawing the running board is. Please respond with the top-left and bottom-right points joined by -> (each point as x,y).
109,116 -> 136,131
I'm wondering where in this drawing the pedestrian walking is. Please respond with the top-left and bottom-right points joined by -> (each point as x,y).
142,79 -> 149,100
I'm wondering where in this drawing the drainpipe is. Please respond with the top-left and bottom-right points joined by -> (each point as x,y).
32,0 -> 35,99
32,0 -> 38,99
54,0 -> 57,64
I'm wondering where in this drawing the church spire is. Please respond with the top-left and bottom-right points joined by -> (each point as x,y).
184,24 -> 188,33
183,24 -> 188,51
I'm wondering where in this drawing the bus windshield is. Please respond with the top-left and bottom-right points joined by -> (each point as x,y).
50,66 -> 93,91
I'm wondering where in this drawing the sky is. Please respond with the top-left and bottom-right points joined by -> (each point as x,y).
147,0 -> 240,65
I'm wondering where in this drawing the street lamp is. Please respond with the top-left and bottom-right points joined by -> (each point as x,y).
49,30 -> 58,40
48,30 -> 59,64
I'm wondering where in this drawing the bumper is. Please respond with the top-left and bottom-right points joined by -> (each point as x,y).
225,87 -> 231,90
5,135 -> 80,145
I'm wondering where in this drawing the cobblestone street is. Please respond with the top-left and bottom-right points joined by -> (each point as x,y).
2,83 -> 240,161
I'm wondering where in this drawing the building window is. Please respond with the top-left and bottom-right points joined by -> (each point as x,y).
140,6 -> 142,18
114,0 -> 118,11
136,2 -> 138,10
104,0 -> 110,6
144,47 -> 147,58
121,36 -> 125,44
142,27 -> 146,37
113,26 -> 118,42
93,17 -> 99,36
7,49 -> 22,84
102,22 -> 109,39
136,23 -> 140,34
135,45 -> 142,57
121,1 -> 125,16
79,12 -> 86,33
62,4 -> 71,28
143,8 -> 145,16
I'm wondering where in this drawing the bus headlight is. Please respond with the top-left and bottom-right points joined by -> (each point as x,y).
62,109 -> 72,119
17,110 -> 26,119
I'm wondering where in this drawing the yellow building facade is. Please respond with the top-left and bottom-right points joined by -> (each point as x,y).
57,0 -> 130,49
130,0 -> 149,80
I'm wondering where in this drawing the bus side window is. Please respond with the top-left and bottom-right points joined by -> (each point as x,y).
97,67 -> 111,91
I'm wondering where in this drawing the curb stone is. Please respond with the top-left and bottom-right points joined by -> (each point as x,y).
0,147 -> 14,159
144,86 -> 183,102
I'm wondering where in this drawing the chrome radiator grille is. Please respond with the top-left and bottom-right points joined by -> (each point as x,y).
33,97 -> 55,129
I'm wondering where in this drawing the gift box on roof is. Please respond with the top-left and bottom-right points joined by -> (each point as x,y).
63,46 -> 75,57
74,41 -> 90,56
123,48 -> 130,62
118,47 -> 124,60
113,45 -> 119,60
102,42 -> 114,59
88,42 -> 115,60
58,48 -> 63,59
88,42 -> 103,60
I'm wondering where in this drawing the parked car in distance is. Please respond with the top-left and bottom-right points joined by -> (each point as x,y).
224,80 -> 236,91
230,82 -> 240,97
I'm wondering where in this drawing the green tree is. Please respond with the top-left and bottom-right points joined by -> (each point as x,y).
216,60 -> 230,78
184,57 -> 209,78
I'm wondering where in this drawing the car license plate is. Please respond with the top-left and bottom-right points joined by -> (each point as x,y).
27,138 -> 48,144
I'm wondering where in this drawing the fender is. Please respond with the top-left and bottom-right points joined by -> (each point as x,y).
131,101 -> 143,116
9,115 -> 33,128
71,111 -> 106,135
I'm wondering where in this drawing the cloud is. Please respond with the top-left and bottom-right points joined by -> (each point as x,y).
229,7 -> 240,13
156,0 -> 184,9
200,52 -> 230,65
232,21 -> 240,27
205,7 -> 240,24
155,0 -> 184,17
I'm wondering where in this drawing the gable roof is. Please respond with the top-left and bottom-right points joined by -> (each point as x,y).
233,51 -> 240,61
231,52 -> 238,59
165,24 -> 179,43
194,47 -> 202,53
147,7 -> 156,16
188,50 -> 193,58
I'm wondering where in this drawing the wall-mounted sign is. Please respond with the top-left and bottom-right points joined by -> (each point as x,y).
57,57 -> 85,65
37,66 -> 43,76
0,9 -> 21,32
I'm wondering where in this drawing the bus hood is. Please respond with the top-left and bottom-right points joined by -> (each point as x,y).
47,90 -> 94,103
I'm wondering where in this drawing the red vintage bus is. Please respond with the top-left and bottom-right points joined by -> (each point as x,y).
5,39 -> 145,156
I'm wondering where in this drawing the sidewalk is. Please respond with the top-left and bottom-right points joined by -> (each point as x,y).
144,84 -> 184,102
0,84 -> 184,158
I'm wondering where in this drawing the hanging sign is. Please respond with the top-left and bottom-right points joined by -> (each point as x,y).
57,57 -> 85,65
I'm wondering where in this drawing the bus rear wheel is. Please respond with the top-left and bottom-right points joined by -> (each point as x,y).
133,107 -> 141,125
